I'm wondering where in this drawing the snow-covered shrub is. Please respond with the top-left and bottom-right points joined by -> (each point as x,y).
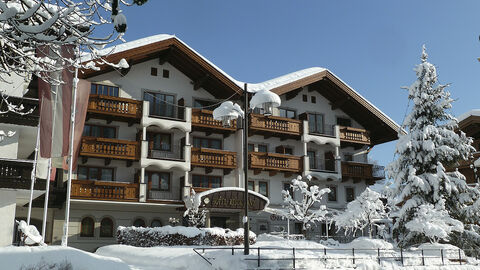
20,259 -> 72,270
278,175 -> 330,235
405,203 -> 463,243
17,220 -> 45,246
116,226 -> 256,247
333,188 -> 387,237
184,189 -> 207,227
168,217 -> 179,226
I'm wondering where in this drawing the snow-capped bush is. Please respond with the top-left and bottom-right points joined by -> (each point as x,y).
117,226 -> 256,247
183,189 -> 208,227
333,188 -> 387,237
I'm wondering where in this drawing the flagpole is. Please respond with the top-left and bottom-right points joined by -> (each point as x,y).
27,120 -> 41,225
62,47 -> 79,246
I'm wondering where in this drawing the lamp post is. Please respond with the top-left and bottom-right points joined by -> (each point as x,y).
213,83 -> 280,255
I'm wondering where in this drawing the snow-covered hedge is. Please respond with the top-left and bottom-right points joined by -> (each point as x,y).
117,226 -> 256,247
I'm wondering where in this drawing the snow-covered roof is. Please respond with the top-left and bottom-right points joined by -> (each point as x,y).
245,67 -> 326,92
457,109 -> 480,123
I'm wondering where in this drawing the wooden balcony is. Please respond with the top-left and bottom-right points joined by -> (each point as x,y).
80,136 -> 140,161
341,161 -> 374,182
249,113 -> 302,139
71,179 -> 139,201
87,94 -> 142,124
339,126 -> 371,145
0,158 -> 46,190
249,152 -> 302,175
191,147 -> 237,171
191,109 -> 236,134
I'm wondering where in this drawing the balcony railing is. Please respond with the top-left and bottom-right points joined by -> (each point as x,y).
249,152 -> 302,173
309,124 -> 336,137
0,158 -> 46,190
341,161 -> 373,179
88,94 -> 142,120
309,158 -> 337,172
249,114 -> 302,137
339,126 -> 371,145
80,137 -> 140,160
191,109 -> 236,131
148,143 -> 184,160
191,147 -> 237,169
71,179 -> 139,201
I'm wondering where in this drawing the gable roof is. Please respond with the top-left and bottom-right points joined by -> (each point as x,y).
255,68 -> 402,145
80,34 -> 243,99
81,34 -> 401,145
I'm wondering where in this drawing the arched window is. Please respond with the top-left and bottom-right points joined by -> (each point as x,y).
151,219 -> 162,228
100,217 -> 114,237
80,217 -> 94,237
133,218 -> 146,227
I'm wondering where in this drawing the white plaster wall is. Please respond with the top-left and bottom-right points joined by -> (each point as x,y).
0,190 -> 16,246
0,124 -> 19,159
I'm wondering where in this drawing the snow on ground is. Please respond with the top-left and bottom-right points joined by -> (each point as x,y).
0,245 -> 130,270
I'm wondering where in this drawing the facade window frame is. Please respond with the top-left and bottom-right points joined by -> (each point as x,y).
192,136 -> 222,150
80,216 -> 95,237
83,124 -> 117,139
77,166 -> 114,182
99,217 -> 114,238
91,83 -> 119,97
146,171 -> 171,191
192,174 -> 222,188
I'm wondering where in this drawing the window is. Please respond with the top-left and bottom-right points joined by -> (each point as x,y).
144,92 -> 175,118
193,99 -> 216,108
311,96 -> 316,104
259,181 -> 268,197
253,107 -> 265,115
80,217 -> 94,237
83,124 -> 116,139
192,175 -> 222,188
100,218 -> 114,237
147,172 -> 170,191
91,83 -> 119,97
276,146 -> 293,155
307,151 -> 316,170
248,144 -> 254,152
163,69 -> 170,78
278,108 -> 296,119
193,137 -> 222,150
328,186 -> 337,202
77,166 -> 114,181
337,117 -> 352,127
346,187 -> 355,202
149,133 -> 171,151
151,67 -> 158,76
248,181 -> 255,191
302,95 -> 308,102
151,219 -> 162,227
257,144 -> 268,153
283,182 -> 294,199
133,218 -> 146,227
308,113 -> 324,134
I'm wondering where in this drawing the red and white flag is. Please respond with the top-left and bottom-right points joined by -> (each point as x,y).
38,46 -> 90,169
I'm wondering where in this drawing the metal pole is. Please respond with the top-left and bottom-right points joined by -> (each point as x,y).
62,48 -> 79,246
243,83 -> 250,255
41,158 -> 52,241
27,120 -> 41,225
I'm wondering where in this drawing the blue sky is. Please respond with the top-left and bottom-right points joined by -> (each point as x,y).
118,1 -> 480,168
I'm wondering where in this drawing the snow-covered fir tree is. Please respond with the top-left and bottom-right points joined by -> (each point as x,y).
386,45 -> 480,249
333,188 -> 387,238
279,175 -> 330,235
183,189 -> 207,228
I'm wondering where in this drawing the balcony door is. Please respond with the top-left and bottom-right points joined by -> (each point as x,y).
308,113 -> 324,134
325,151 -> 335,171
144,91 -> 175,118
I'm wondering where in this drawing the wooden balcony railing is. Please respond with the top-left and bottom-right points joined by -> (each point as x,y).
191,147 -> 237,169
249,152 -> 302,173
191,109 -> 236,131
0,158 -> 45,190
88,94 -> 142,120
341,161 -> 373,179
80,137 -> 140,160
339,126 -> 371,145
249,114 -> 302,137
71,179 -> 139,201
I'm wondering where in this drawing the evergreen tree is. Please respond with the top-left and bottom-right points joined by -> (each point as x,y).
387,45 -> 479,248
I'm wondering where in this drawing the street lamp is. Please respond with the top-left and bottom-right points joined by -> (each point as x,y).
213,83 -> 281,255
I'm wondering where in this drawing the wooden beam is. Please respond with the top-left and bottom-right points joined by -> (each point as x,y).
104,158 -> 111,166
193,74 -> 210,90
158,49 -> 170,65
269,171 -> 277,177
205,167 -> 213,174
330,98 -> 349,110
81,157 -> 88,164
126,160 -> 133,167
284,172 -> 293,178
254,169 -> 261,175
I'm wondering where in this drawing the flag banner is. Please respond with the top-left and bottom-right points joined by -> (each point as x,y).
38,45 -> 75,159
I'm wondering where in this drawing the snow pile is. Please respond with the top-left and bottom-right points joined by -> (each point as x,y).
249,89 -> 281,109
17,220 -> 45,246
0,246 -> 130,270
345,237 -> 394,250
117,225 -> 256,247
212,101 -> 244,126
